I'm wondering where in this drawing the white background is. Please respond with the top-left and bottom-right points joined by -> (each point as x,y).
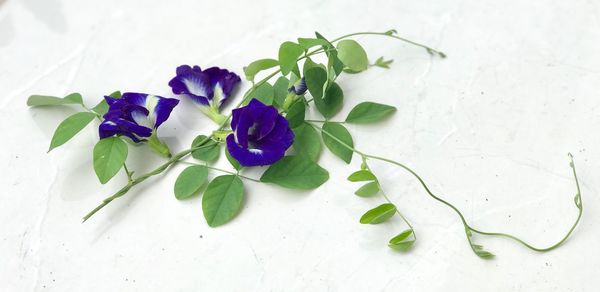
1,0 -> 599,291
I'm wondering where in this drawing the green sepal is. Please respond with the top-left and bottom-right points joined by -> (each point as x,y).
147,132 -> 171,158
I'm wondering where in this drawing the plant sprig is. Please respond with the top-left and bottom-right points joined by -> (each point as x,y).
312,122 -> 583,258
28,29 -> 583,260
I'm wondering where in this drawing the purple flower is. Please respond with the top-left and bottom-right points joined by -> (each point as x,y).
226,99 -> 294,166
168,65 -> 241,123
289,77 -> 307,95
99,93 -> 179,143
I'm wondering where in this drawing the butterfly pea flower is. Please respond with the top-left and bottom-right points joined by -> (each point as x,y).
282,77 -> 307,111
99,92 -> 179,156
226,99 -> 294,167
288,77 -> 307,95
168,65 -> 241,124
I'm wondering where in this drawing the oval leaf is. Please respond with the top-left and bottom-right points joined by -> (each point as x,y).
297,38 -> 329,50
347,170 -> 377,182
174,165 -> 208,200
260,156 -> 329,189
346,102 -> 397,124
336,40 -> 368,72
360,203 -> 396,224
286,99 -> 306,128
273,76 -> 290,108
91,91 -> 121,116
315,32 -> 345,76
48,112 -> 96,152
322,122 -> 353,164
388,229 -> 415,252
93,137 -> 128,184
292,122 -> 321,161
305,66 -> 327,99
244,58 -> 279,81
355,181 -> 379,197
472,243 -> 495,259
27,93 -> 83,107
191,135 -> 220,162
248,82 -> 274,105
225,147 -> 242,171
475,250 -> 495,259
315,82 -> 344,119
202,175 -> 244,227
278,41 -> 304,75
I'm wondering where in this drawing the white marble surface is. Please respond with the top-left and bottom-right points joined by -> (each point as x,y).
1,0 -> 599,291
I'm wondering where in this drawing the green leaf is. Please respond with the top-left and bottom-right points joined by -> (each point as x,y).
471,243 -> 495,259
322,122 -> 353,163
355,181 -> 379,197
360,203 -> 396,224
475,250 -> 495,259
336,40 -> 369,72
92,100 -> 109,116
347,170 -> 377,182
27,93 -> 83,107
385,29 -> 398,35
174,165 -> 208,200
297,37 -> 329,50
108,91 -> 122,98
191,135 -> 220,162
202,175 -> 244,227
374,57 -> 393,69
315,32 -> 344,76
574,193 -> 582,209
225,147 -> 242,171
292,123 -> 321,161
346,102 -> 397,124
248,82 -> 274,105
388,229 -> 415,252
273,76 -> 290,108
391,229 -> 412,242
315,82 -> 344,119
244,58 -> 279,81
342,68 -> 363,74
303,57 -> 324,75
260,156 -> 329,189
278,41 -> 304,75
91,91 -> 121,116
285,99 -> 305,128
305,66 -> 328,99
48,112 -> 96,152
93,137 -> 128,184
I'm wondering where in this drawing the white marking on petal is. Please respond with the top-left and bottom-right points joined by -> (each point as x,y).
249,149 -> 263,155
211,84 -> 223,107
131,111 -> 152,128
184,78 -> 209,97
144,95 -> 159,126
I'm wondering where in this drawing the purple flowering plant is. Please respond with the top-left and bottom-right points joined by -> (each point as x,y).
28,30 -> 583,259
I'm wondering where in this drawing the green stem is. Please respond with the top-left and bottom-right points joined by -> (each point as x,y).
363,160 -> 416,238
331,31 -> 446,58
181,161 -> 261,183
468,154 -> 583,252
82,30 -> 442,222
80,46 -> 321,222
123,164 -> 133,182
311,122 -> 583,253
82,143 -> 214,222
305,119 -> 343,124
